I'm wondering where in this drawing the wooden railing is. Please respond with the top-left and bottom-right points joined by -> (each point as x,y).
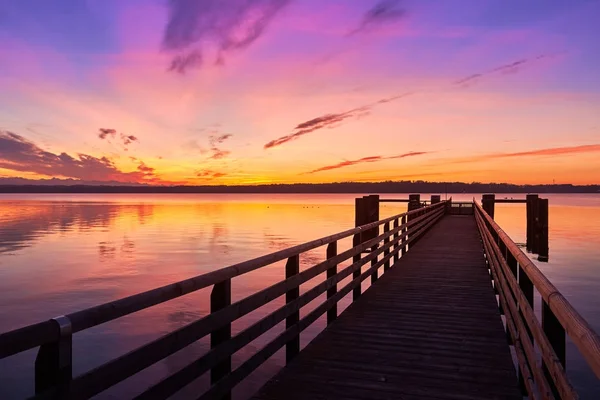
0,201 -> 448,399
474,201 -> 600,400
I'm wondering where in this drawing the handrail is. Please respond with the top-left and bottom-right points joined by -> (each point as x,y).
0,201 -> 447,358
474,200 -> 600,398
0,201 -> 448,399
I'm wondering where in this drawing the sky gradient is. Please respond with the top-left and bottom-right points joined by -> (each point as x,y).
1,0 -> 599,185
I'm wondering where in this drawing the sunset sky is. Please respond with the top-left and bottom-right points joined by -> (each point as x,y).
1,0 -> 599,185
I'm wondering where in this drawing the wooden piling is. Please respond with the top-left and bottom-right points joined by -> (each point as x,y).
526,194 -> 539,252
355,195 -> 379,243
482,194 -> 495,219
537,198 -> 549,262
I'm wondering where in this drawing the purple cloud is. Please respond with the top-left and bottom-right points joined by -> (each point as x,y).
120,133 -> 139,146
98,128 -> 116,139
208,133 -> 233,159
306,151 -> 430,174
454,54 -> 558,87
264,92 -> 413,149
349,0 -> 407,35
196,169 -> 227,179
1,131 -> 155,182
162,0 -> 292,73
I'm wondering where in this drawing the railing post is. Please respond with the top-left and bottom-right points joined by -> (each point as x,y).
401,215 -> 407,256
371,223 -> 380,284
383,222 -> 390,271
506,250 -> 518,278
518,265 -> 534,395
393,218 -> 399,263
211,279 -> 232,399
543,299 -> 566,398
326,242 -> 338,325
371,245 -> 379,284
352,234 -> 361,301
285,255 -> 300,363
35,316 -> 72,396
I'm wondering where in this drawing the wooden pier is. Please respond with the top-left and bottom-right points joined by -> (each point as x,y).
0,196 -> 599,400
253,215 -> 521,400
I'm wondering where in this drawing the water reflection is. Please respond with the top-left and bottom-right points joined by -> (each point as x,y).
0,202 -> 155,255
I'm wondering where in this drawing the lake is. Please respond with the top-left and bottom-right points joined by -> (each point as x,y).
0,193 -> 599,399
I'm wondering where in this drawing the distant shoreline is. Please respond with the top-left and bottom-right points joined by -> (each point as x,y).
1,182 -> 598,194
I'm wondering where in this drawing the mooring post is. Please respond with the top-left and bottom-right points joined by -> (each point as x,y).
407,194 -> 421,225
355,197 -> 365,240
537,198 -> 549,262
355,195 -> 379,244
35,316 -> 72,396
526,194 -> 539,252
210,279 -> 232,399
326,241 -> 337,325
285,255 -> 300,363
482,194 -> 495,219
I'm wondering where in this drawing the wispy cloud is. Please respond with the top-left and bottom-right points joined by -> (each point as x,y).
454,54 -> 559,87
448,144 -> 600,164
208,133 -> 233,159
265,51 -> 559,151
98,128 -> 139,150
98,128 -> 116,140
264,106 -> 370,149
0,131 -> 156,183
493,144 -> 600,158
196,169 -> 227,179
162,0 -> 291,73
168,51 -> 203,74
349,0 -> 407,35
120,133 -> 139,146
306,151 -> 430,174
264,92 -> 413,149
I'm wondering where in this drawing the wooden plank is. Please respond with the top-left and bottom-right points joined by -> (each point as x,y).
253,216 -> 522,400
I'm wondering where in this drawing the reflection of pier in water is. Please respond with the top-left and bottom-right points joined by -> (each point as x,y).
0,194 -> 598,400
0,202 -> 154,254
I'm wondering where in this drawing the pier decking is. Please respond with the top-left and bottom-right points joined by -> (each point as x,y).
0,195 -> 599,400
253,216 -> 521,400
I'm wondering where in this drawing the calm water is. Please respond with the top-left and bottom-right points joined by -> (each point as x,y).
0,193 -> 598,398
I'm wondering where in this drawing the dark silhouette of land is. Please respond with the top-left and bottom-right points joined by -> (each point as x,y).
0,180 -> 598,194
